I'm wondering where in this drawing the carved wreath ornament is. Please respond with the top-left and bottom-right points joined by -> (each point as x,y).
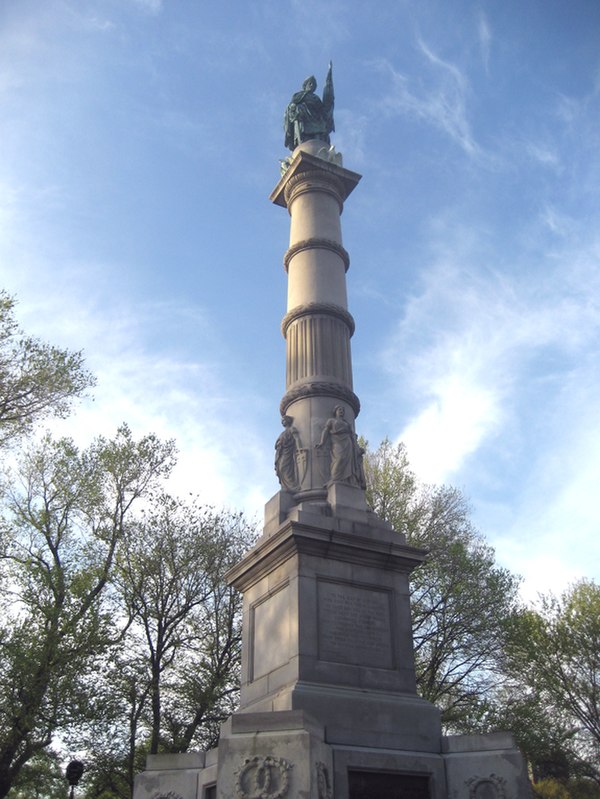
466,773 -> 507,799
316,761 -> 333,799
235,755 -> 292,799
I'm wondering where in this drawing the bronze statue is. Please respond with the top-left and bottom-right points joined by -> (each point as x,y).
284,62 -> 335,151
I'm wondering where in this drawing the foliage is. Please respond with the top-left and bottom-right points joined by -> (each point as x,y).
362,438 -> 521,732
0,426 -> 176,799
533,779 -> 572,799
6,749 -> 65,799
504,580 -> 600,784
0,292 -> 94,447
569,780 -> 600,799
532,778 -> 600,799
74,496 -> 256,797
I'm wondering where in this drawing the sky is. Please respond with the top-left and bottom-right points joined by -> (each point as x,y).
1,0 -> 599,601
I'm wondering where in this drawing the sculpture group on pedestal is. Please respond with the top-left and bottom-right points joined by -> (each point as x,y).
274,406 -> 366,493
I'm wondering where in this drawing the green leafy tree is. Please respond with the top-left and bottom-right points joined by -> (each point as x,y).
0,425 -> 176,799
78,496 -> 256,798
362,438 -> 521,731
533,779 -> 571,799
504,580 -> 600,785
5,749 -> 65,799
0,292 -> 94,447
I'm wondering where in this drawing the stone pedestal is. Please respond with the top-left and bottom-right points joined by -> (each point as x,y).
228,503 -> 439,749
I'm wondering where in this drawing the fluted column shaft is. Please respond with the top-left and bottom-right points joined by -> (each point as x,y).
270,142 -> 362,496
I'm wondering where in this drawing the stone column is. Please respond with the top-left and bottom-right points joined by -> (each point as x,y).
270,141 -> 362,501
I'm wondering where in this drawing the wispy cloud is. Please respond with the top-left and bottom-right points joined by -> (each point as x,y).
381,214 -> 600,593
12,279 -> 271,516
477,11 -> 492,75
388,230 -> 600,478
129,0 -> 163,15
373,43 -> 481,159
523,139 -> 561,170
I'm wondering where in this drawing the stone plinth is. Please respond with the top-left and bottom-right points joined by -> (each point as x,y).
133,751 -> 217,799
216,711 -> 332,799
227,503 -> 440,753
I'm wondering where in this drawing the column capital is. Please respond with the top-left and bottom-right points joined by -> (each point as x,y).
270,148 -> 362,209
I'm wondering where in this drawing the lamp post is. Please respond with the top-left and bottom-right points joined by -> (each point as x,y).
65,760 -> 84,799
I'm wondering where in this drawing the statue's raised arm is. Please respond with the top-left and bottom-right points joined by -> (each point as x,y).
284,63 -> 335,151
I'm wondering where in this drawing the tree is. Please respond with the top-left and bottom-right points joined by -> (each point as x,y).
122,498 -> 254,750
0,292 -> 94,447
362,438 -> 521,731
504,580 -> 600,785
533,779 -> 571,799
0,425 -> 176,799
5,749 -> 65,799
77,496 -> 256,798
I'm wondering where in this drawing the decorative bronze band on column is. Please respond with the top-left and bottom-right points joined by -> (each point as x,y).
283,238 -> 350,274
281,302 -> 355,337
280,382 -> 360,417
283,170 -> 345,211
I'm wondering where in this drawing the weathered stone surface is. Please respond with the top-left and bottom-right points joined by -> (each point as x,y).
444,732 -> 532,798
217,710 -> 332,799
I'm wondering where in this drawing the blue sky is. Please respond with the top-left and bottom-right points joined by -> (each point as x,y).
1,0 -> 599,600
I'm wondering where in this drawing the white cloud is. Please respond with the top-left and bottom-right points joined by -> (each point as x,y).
374,44 -> 481,158
382,216 -> 600,592
524,139 -> 561,170
391,244 -> 599,478
540,205 -> 576,236
477,11 -> 492,75
400,375 -> 499,484
0,241 -> 271,518
129,0 -> 163,15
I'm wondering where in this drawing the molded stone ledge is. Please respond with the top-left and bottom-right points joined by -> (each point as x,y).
442,731 -> 519,753
146,752 -> 206,770
228,709 -> 324,738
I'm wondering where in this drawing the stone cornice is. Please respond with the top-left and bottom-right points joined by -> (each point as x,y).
283,238 -> 350,273
280,381 -> 360,417
226,519 -> 426,593
283,170 -> 345,211
270,149 -> 362,209
281,302 -> 355,337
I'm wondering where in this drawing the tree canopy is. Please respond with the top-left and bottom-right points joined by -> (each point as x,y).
504,580 -> 600,786
0,292 -> 94,447
0,426 -> 176,799
363,438 -> 521,731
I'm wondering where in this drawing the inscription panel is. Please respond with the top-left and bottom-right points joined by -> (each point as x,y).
252,582 -> 291,680
317,580 -> 393,669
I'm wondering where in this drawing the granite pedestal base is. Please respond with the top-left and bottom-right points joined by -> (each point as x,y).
133,498 -> 530,799
133,720 -> 530,799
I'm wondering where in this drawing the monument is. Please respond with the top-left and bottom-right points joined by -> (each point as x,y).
134,67 -> 531,799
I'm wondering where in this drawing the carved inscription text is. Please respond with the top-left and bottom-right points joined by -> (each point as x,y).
317,581 -> 393,669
